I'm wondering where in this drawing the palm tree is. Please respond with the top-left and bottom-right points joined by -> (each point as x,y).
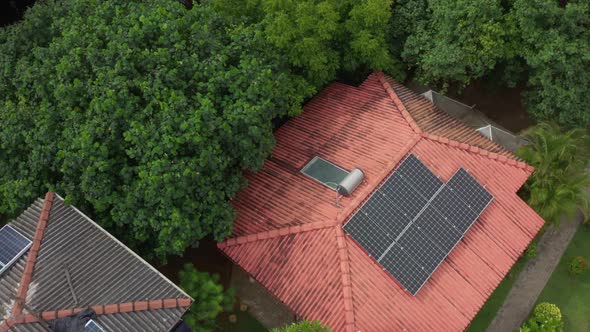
516,122 -> 590,224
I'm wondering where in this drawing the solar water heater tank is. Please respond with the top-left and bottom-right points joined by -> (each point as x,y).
337,168 -> 364,196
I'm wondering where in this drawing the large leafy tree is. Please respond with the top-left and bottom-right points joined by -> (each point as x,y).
516,123 -> 590,224
0,0 -> 313,258
510,0 -> 590,128
396,0 -> 508,89
213,0 -> 402,86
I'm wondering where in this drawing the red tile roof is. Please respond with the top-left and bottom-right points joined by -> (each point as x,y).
218,72 -> 544,331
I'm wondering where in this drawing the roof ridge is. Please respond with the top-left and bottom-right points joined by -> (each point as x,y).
218,220 -> 339,248
0,298 -> 192,329
421,132 -> 534,173
334,227 -> 356,332
374,71 -> 422,134
11,192 -> 55,317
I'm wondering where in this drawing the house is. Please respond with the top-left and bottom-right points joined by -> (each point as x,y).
218,72 -> 545,331
421,90 -> 527,152
0,193 -> 192,332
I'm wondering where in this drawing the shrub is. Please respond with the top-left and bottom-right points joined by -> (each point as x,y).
272,320 -> 330,332
568,256 -> 588,276
521,302 -> 563,332
179,264 -> 235,332
524,242 -> 538,259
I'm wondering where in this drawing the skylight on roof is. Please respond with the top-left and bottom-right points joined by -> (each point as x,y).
0,225 -> 32,275
301,156 -> 349,190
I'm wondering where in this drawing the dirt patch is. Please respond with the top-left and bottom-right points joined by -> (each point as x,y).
157,239 -> 233,287
407,79 -> 532,133
229,266 -> 295,330
448,81 -> 532,133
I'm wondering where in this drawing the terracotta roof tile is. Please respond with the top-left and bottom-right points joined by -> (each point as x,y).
218,72 -> 544,331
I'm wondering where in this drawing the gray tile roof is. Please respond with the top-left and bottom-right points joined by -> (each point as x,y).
0,194 -> 192,332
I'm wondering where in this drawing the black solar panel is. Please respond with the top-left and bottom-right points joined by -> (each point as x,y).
343,213 -> 393,259
447,168 -> 493,213
0,225 -> 31,274
414,205 -> 463,253
85,320 -> 105,332
398,223 -> 447,273
380,243 -> 428,295
431,185 -> 479,234
380,173 -> 428,220
395,154 -> 443,199
342,154 -> 494,296
359,192 -> 412,239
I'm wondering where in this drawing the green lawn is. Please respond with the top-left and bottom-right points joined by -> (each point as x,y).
466,258 -> 527,331
536,225 -> 590,332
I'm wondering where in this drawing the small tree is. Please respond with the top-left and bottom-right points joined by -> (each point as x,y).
520,302 -> 563,332
516,122 -> 590,224
179,264 -> 235,332
272,320 -> 330,332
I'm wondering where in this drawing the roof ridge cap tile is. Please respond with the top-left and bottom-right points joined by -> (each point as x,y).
10,298 -> 193,326
421,133 -> 534,172
218,221 -> 339,248
12,192 -> 55,317
374,71 -> 422,134
334,226 -> 356,332
0,318 -> 15,332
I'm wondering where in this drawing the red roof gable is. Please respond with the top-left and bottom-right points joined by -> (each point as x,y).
219,72 -> 544,331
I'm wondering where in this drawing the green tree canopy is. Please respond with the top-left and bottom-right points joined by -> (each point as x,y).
510,0 -> 590,128
516,122 -> 590,224
0,0 -> 313,258
213,0 -> 402,86
179,263 -> 234,332
396,0 -> 508,89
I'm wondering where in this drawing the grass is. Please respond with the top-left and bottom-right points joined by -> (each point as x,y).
466,257 -> 528,331
216,309 -> 267,332
535,224 -> 590,332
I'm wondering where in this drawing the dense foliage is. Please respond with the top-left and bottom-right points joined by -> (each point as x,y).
392,0 -> 590,128
520,302 -> 563,332
399,0 -> 508,89
272,320 -> 330,332
1,0 -> 589,260
213,0 -> 403,86
516,123 -> 590,224
511,0 -> 590,127
179,264 -> 234,331
0,0 -> 314,258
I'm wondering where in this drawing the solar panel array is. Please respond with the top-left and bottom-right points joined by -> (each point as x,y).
0,225 -> 32,275
85,320 -> 105,332
343,154 -> 493,295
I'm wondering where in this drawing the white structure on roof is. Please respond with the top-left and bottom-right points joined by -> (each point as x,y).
421,90 -> 527,152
